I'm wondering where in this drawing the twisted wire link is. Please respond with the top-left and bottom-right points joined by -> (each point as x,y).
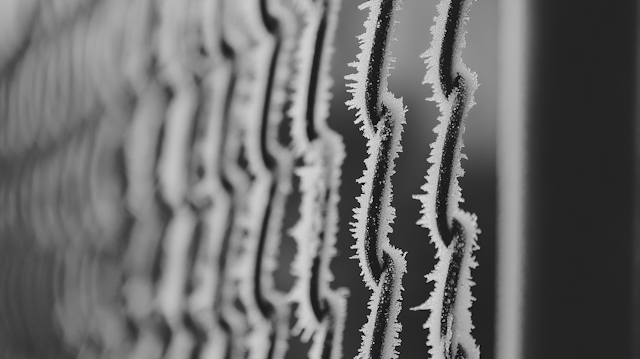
287,0 -> 347,358
147,0 -> 216,357
207,3 -> 258,357
356,106 -> 405,359
415,1 -> 480,358
233,0 -> 296,358
345,1 -> 407,358
179,1 -> 255,358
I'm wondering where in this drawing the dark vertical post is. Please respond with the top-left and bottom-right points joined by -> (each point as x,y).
497,1 -> 637,359
634,2 -> 640,358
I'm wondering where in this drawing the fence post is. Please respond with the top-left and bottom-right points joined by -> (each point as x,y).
497,1 -> 638,358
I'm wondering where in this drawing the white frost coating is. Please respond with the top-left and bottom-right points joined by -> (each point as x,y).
288,0 -> 341,155
234,1 -> 296,358
345,1 -> 407,358
423,0 -> 478,103
345,0 -> 402,140
288,4 -> 318,154
287,2 -> 348,357
186,0 -> 224,279
288,134 -> 345,339
239,0 -> 296,178
413,0 -> 480,358
185,22 -> 235,353
345,0 -> 406,288
351,92 -> 406,291
357,248 -> 406,359
413,213 -> 479,359
208,4 -> 258,357
307,289 -> 349,359
238,172 -> 289,320
288,147 -> 326,338
417,0 -> 478,233
245,315 -> 289,359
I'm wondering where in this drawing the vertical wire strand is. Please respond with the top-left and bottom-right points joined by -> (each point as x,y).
120,2 -> 175,357
211,2 -> 258,357
495,0 -> 528,357
288,0 -> 347,358
413,0 -> 480,358
235,0 -> 296,358
344,1 -> 407,358
182,1 -> 254,358
154,0 -> 205,356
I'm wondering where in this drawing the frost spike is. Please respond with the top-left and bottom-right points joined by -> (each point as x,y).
413,0 -> 480,358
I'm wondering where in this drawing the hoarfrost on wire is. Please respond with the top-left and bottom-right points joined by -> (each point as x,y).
233,0 -> 297,358
287,1 -> 348,357
345,1 -> 407,358
412,0 -> 480,358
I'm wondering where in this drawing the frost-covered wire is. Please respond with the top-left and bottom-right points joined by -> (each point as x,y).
287,0 -> 347,358
413,0 -> 480,358
234,0 -> 296,358
344,1 -> 407,358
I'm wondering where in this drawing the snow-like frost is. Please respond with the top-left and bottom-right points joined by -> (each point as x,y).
233,1 -> 297,358
287,2 -> 348,358
288,0 -> 341,155
413,1 -> 480,358
350,93 -> 405,291
413,212 -> 480,359
356,248 -> 406,359
307,289 -> 348,359
345,0 -> 403,140
289,134 -> 345,340
345,1 -> 407,358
